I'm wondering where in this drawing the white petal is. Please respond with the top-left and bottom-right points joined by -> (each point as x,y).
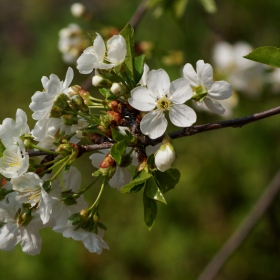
77,53 -> 97,74
169,78 -> 193,104
140,110 -> 167,139
109,167 -> 131,191
146,69 -> 170,98
0,224 -> 19,251
93,33 -> 106,61
128,87 -> 156,111
169,104 -> 197,127
107,35 -> 126,64
203,97 -> 225,114
183,63 -> 199,87
20,227 -> 42,255
90,150 -> 108,169
63,67 -> 74,89
208,81 -> 233,100
196,60 -> 213,89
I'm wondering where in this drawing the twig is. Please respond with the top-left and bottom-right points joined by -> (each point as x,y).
197,169 -> 280,280
27,105 -> 280,156
130,0 -> 150,29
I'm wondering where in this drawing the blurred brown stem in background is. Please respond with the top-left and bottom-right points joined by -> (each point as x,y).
197,169 -> 280,280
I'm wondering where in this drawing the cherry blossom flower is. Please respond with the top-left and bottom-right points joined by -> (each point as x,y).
183,60 -> 233,114
49,167 -> 87,226
0,193 -> 43,255
212,41 -> 265,96
128,69 -> 196,139
11,172 -> 52,224
53,223 -> 109,254
29,67 -> 74,141
77,33 -> 126,74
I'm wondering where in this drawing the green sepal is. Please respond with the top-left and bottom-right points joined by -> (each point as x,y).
0,140 -> 6,158
111,140 -> 127,165
145,176 -> 167,204
134,54 -> 146,85
92,170 -> 101,177
119,23 -> 135,84
121,169 -> 152,194
97,222 -> 107,231
155,168 -> 180,194
43,180 -> 52,192
143,192 -> 157,230
244,46 -> 280,68
199,0 -> 217,13
99,88 -> 115,100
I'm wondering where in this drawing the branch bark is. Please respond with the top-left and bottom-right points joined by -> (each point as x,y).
27,105 -> 280,156
197,169 -> 280,280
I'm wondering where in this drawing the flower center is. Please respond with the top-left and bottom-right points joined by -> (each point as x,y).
156,97 -> 171,111
192,85 -> 207,102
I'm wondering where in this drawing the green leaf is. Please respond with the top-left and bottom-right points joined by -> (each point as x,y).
147,153 -> 155,166
134,54 -> 146,85
143,192 -> 157,229
121,169 -> 152,193
244,46 -> 280,68
0,140 -> 6,158
119,24 -> 135,81
172,0 -> 188,19
145,176 -> 167,204
99,88 -> 115,100
199,0 -> 217,13
111,141 -> 127,165
155,168 -> 180,193
111,128 -> 126,142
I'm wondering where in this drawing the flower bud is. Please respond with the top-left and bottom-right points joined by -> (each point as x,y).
70,3 -> 86,18
98,153 -> 116,179
54,93 -> 70,109
110,83 -> 125,95
92,75 -> 112,88
69,85 -> 81,97
155,137 -> 175,172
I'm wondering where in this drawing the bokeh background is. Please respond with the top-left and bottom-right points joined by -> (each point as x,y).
1,0 -> 280,279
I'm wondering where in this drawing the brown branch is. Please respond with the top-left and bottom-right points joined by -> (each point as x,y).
130,0 -> 150,29
197,169 -> 280,280
27,105 -> 280,157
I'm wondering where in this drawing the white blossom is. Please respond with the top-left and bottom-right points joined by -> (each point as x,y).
49,167 -> 87,226
183,60 -> 233,114
53,223 -> 109,254
129,69 -> 196,139
212,41 -> 265,96
70,3 -> 86,18
77,33 -> 126,74
30,67 -> 74,141
11,172 -> 52,224
0,193 -> 43,255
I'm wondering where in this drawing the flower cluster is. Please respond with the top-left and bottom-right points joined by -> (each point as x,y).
0,24 -> 233,255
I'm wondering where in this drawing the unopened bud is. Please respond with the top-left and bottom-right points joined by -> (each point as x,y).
92,75 -> 112,88
110,83 -> 125,95
155,137 -> 175,172
71,3 -> 86,18
69,85 -> 82,97
98,153 -> 116,178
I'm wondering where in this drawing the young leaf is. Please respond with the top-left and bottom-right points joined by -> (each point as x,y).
147,153 -> 155,166
121,169 -> 152,194
143,192 -> 157,230
99,88 -> 115,100
244,46 -> 280,68
134,54 -> 146,85
111,141 -> 127,165
119,24 -> 135,81
199,0 -> 217,13
155,168 -> 180,193
145,176 -> 167,204
111,128 -> 126,142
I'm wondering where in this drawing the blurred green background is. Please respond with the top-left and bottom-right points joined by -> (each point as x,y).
1,0 -> 280,279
